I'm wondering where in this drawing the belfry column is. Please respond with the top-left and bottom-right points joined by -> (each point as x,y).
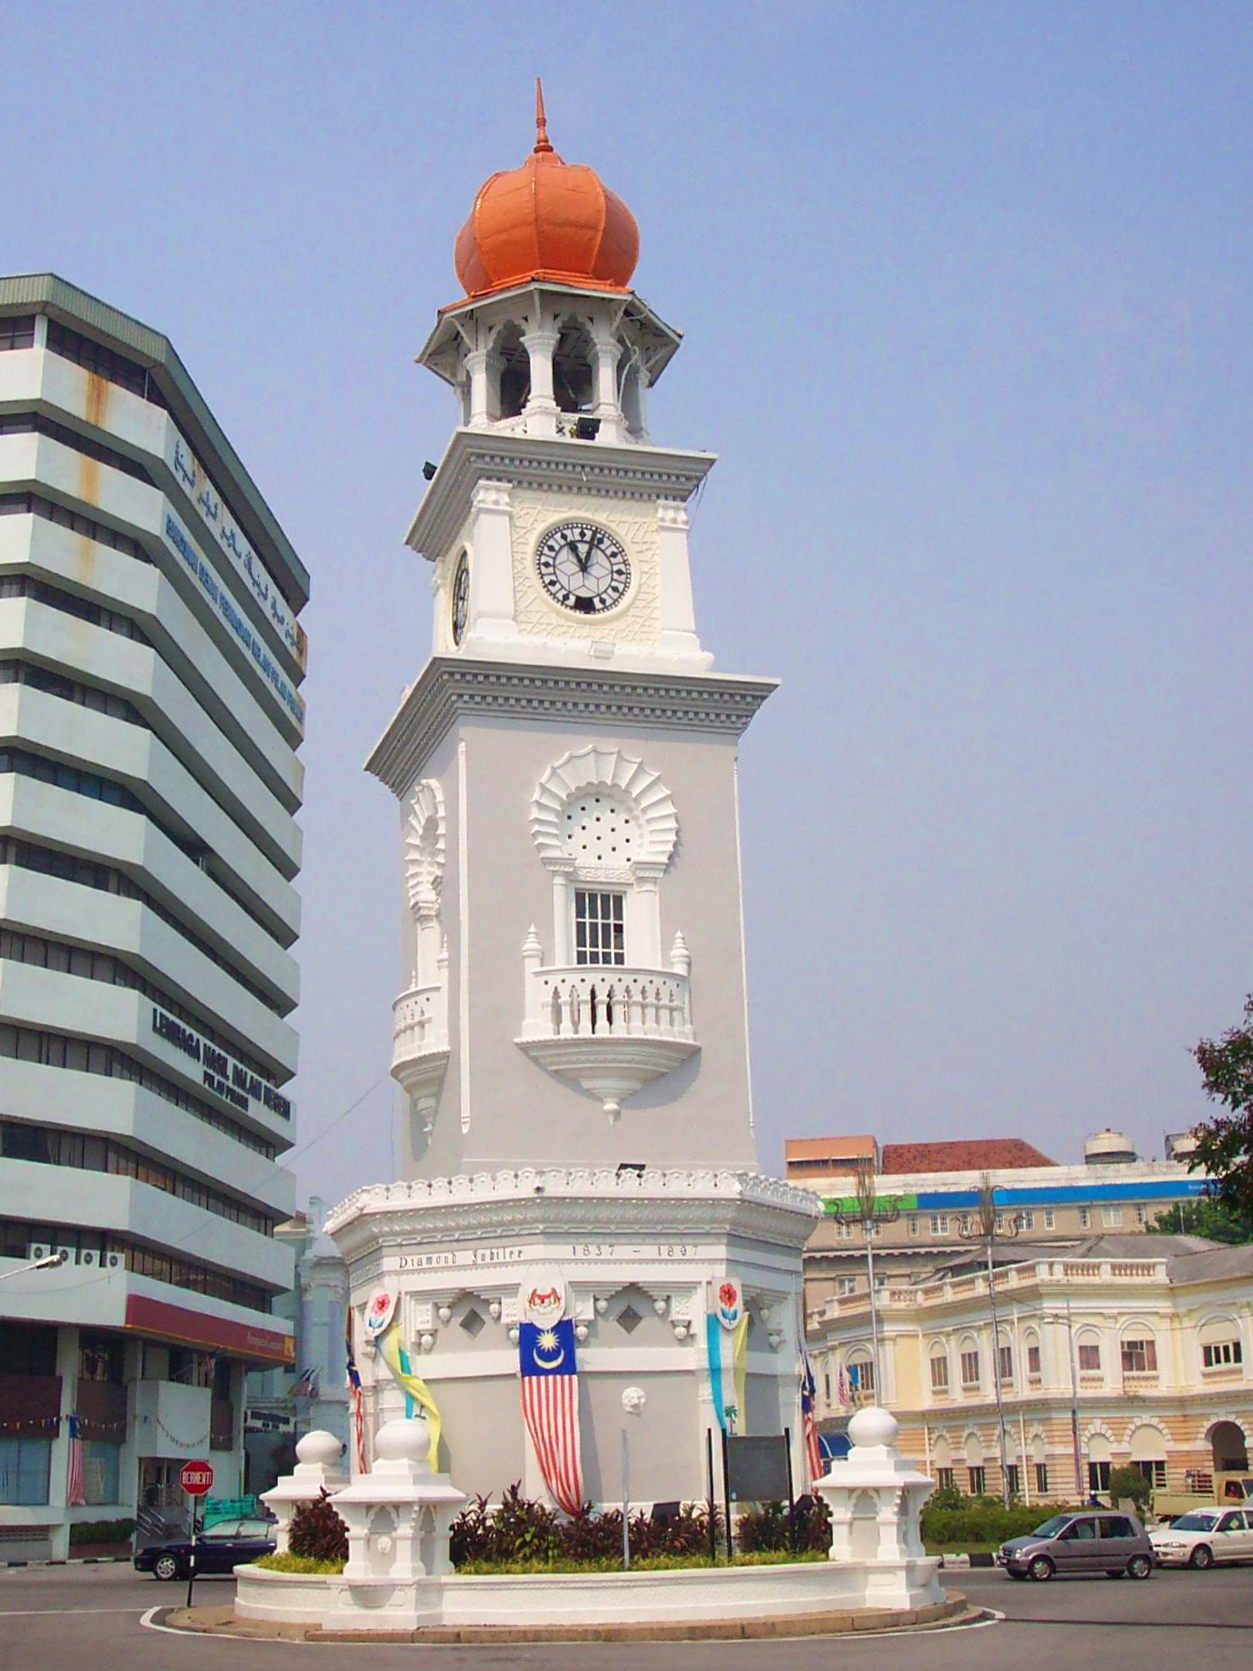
521,328 -> 559,437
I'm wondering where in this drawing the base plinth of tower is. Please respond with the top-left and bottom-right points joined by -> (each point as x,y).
327,1166 -> 820,1507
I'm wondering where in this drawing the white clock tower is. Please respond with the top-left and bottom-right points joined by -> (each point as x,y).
329,90 -> 817,1506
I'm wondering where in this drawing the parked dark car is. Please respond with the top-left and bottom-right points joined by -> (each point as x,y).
134,1516 -> 276,1580
997,1511 -> 1153,1581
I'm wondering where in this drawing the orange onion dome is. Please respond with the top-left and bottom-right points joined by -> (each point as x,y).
454,83 -> 639,298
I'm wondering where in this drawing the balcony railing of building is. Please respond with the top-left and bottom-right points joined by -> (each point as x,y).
523,966 -> 693,1043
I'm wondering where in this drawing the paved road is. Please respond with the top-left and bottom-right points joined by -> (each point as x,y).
2,1561 -> 1252,1670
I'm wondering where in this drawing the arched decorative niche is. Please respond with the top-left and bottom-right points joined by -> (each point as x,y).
531,746 -> 677,872
404,779 -> 446,919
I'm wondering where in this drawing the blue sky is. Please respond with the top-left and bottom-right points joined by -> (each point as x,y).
7,1 -> 1251,1198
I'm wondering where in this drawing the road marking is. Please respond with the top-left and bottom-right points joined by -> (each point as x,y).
139,1605 -> 1005,1647
0,1606 -> 147,1616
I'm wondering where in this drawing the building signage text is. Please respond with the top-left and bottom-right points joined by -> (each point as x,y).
170,433 -> 308,672
152,1006 -> 292,1121
164,510 -> 305,728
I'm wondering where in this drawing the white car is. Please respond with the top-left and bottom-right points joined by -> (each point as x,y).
1148,1508 -> 1253,1569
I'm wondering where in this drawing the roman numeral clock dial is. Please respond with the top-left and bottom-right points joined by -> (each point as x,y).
535,521 -> 631,615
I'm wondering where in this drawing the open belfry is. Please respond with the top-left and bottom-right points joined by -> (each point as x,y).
328,87 -> 817,1507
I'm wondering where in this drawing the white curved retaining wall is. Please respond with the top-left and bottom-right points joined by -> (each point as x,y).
234,1554 -> 944,1632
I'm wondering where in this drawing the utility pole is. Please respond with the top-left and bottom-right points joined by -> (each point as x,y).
830,1162 -> 900,1402
959,1175 -> 1020,1507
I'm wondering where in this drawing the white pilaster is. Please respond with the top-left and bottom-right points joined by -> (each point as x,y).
467,480 -> 517,641
655,501 -> 708,665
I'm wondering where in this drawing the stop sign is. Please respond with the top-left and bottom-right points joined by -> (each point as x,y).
179,1460 -> 214,1497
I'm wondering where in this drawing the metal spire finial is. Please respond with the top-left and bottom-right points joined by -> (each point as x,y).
534,77 -> 553,153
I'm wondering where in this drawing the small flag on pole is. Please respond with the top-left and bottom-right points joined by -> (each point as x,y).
518,1319 -> 583,1514
66,1413 -> 86,1506
799,1347 -> 823,1488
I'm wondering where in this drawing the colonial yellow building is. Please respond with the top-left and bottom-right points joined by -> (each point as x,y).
807,1235 -> 1251,1506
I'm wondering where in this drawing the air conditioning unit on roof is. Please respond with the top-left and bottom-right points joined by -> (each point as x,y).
77,1249 -> 98,1268
54,1246 -> 74,1266
104,1252 -> 124,1270
26,1243 -> 51,1262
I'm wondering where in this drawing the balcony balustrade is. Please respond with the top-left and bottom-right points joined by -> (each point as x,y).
516,952 -> 698,1120
390,981 -> 449,1117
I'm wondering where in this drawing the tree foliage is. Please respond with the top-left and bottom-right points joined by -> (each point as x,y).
1148,1197 -> 1253,1245
1191,996 -> 1253,1215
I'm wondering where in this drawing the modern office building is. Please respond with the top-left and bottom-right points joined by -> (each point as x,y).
788,1130 -> 1210,1312
0,277 -> 306,1559
806,1235 -> 1252,1506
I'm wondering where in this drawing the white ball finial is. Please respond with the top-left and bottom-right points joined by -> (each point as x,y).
373,1417 -> 431,1471
847,1404 -> 899,1451
295,1430 -> 344,1468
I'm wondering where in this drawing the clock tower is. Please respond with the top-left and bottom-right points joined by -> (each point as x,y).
329,90 -> 817,1505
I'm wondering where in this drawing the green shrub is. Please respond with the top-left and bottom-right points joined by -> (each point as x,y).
737,1499 -> 831,1553
920,1499 -> 1083,1548
1109,1466 -> 1151,1512
255,1551 -> 345,1574
288,1490 -> 349,1563
449,1487 -> 723,1568
68,1518 -> 136,1546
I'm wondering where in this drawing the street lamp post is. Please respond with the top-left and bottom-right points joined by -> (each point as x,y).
830,1164 -> 900,1402
958,1177 -> 1020,1508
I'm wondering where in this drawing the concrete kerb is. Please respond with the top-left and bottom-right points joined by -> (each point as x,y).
153,1593 -> 984,1644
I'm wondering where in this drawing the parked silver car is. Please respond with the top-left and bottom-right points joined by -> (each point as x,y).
997,1511 -> 1154,1581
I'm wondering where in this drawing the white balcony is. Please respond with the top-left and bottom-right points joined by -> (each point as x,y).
516,958 -> 698,1120
391,982 -> 449,1116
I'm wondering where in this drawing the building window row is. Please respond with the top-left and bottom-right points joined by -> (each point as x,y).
0,834 -> 285,1016
0,490 -> 150,560
0,571 -> 152,641
0,410 -> 150,483
0,744 -> 288,949
0,1217 -> 272,1310
0,315 -> 37,351
0,742 -> 208,862
0,1118 -> 277,1235
45,317 -> 168,407
0,1017 -> 277,1158
0,925 -> 282,1089
0,659 -> 146,728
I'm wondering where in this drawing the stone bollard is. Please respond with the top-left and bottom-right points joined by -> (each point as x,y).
329,1418 -> 466,1598
814,1405 -> 943,1609
261,1430 -> 349,1553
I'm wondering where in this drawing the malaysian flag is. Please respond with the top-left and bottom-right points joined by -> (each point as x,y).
66,1413 -> 86,1506
799,1347 -> 823,1488
518,1319 -> 583,1515
345,1310 -> 367,1474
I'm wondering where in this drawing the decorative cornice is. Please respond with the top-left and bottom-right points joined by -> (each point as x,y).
366,659 -> 778,797
406,429 -> 715,562
326,1167 -> 820,1261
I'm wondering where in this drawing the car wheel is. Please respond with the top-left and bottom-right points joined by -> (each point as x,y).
1126,1554 -> 1152,1580
1027,1555 -> 1054,1582
1188,1545 -> 1213,1570
152,1553 -> 182,1581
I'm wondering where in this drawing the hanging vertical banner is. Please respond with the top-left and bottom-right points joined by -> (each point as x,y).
705,1298 -> 749,1433
66,1413 -> 86,1506
518,1318 -> 583,1514
344,1306 -> 367,1474
376,1323 -> 442,1471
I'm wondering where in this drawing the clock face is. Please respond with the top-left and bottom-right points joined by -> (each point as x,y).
451,552 -> 469,645
535,521 -> 631,615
